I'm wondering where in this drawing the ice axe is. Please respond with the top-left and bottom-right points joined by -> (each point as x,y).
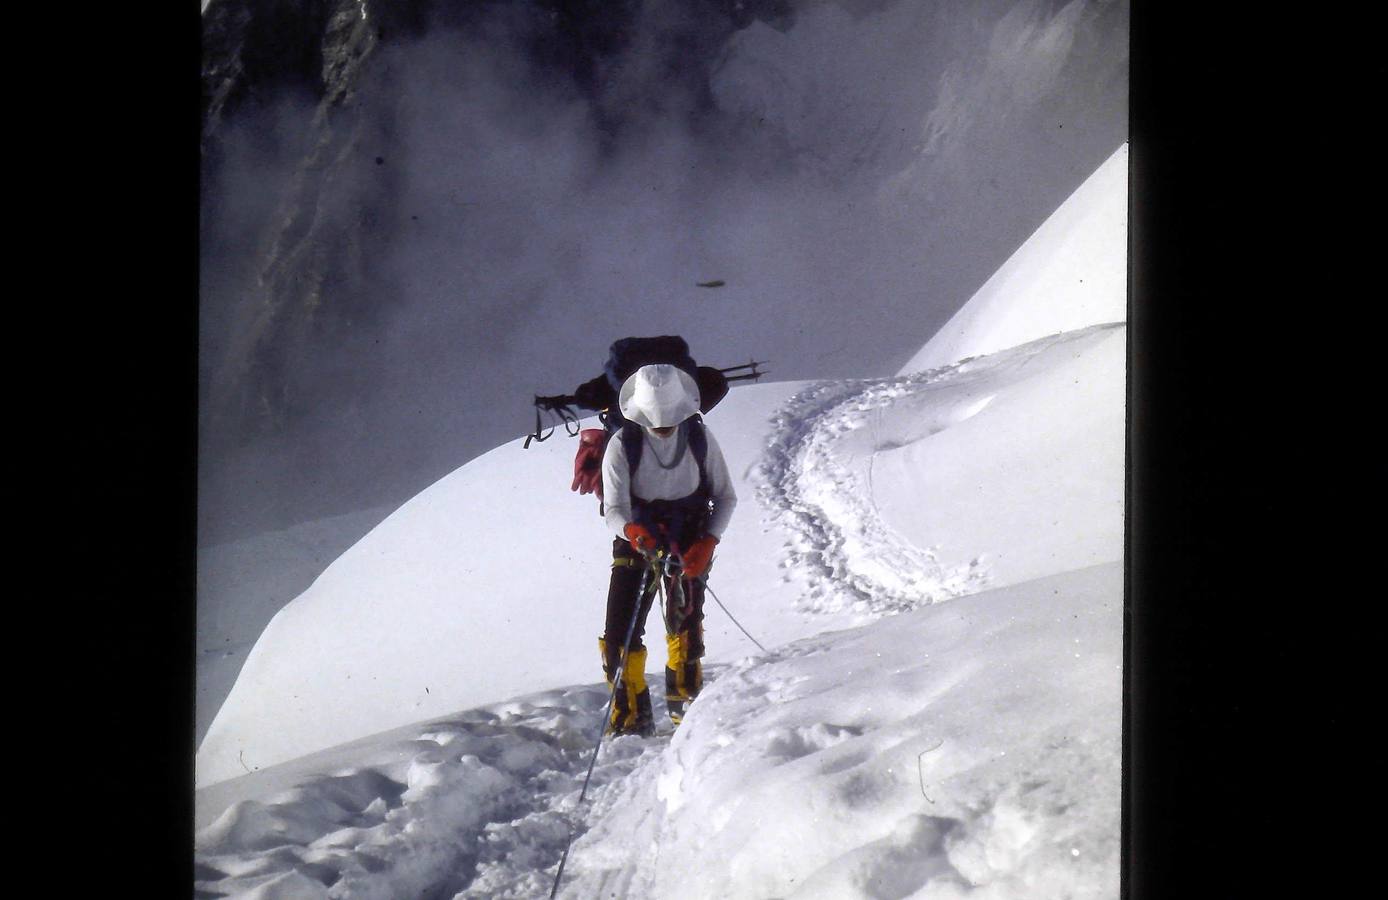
717,360 -> 768,384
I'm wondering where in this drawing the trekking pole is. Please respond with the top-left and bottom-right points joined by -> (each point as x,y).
549,551 -> 659,899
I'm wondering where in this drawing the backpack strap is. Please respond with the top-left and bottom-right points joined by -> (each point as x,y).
686,415 -> 711,498
620,417 -> 708,489
620,421 -> 645,475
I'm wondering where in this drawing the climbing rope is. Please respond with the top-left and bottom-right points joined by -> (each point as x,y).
698,577 -> 769,653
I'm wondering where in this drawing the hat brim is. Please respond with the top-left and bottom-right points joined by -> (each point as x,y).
618,366 -> 702,428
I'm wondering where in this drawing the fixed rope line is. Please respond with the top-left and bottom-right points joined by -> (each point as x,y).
699,577 -> 769,653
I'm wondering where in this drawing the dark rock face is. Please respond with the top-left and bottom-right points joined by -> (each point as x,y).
201,1 -> 333,146
199,0 -> 1128,545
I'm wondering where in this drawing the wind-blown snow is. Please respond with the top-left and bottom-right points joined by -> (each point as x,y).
195,143 -> 1127,898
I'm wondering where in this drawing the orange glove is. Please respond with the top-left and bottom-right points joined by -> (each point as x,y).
681,535 -> 719,579
571,429 -> 607,496
624,522 -> 658,553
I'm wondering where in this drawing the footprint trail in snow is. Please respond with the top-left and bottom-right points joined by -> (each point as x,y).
754,322 -> 1121,618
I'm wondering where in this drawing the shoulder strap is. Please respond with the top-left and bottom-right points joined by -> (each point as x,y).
620,421 -> 644,475
687,416 -> 711,496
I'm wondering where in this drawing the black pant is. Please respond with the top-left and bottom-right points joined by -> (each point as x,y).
602,538 -> 705,672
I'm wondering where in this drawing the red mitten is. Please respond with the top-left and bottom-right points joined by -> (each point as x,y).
682,535 -> 719,579
571,429 -> 607,496
624,523 -> 658,553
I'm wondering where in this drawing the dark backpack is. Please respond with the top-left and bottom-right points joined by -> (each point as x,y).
569,336 -> 732,433
603,335 -> 700,393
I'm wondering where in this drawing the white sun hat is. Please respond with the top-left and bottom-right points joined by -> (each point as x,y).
618,364 -> 702,429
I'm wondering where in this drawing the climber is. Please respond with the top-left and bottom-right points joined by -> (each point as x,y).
599,363 -> 737,734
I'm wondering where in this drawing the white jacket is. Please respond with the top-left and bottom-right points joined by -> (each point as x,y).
602,424 -> 737,542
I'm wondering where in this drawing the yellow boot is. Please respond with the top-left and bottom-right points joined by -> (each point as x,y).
664,631 -> 703,726
599,638 -> 655,736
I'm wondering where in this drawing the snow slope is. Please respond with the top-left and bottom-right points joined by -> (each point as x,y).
197,506 -> 392,744
899,143 -> 1126,374
196,378 -> 856,788
194,143 -> 1126,898
198,318 -> 1123,789
559,563 -> 1121,900
197,141 -> 1127,789
196,565 -> 1120,899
